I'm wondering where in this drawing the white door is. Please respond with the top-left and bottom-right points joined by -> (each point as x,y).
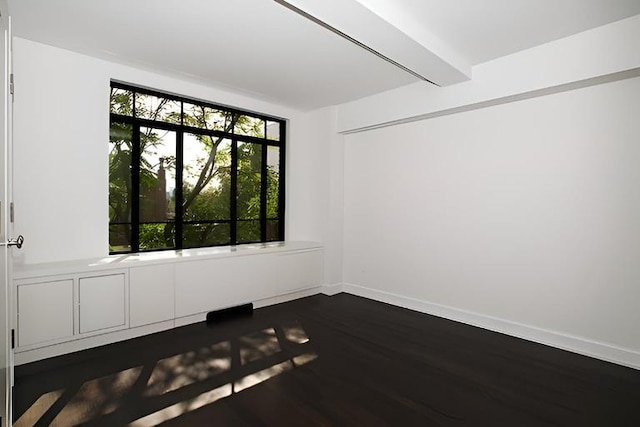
0,1 -> 13,425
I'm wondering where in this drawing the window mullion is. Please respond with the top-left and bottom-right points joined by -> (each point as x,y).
230,138 -> 238,244
260,143 -> 267,242
278,121 -> 286,241
175,131 -> 184,249
131,123 -> 141,252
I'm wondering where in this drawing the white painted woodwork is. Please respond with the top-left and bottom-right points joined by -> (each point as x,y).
276,250 -> 324,294
174,254 -> 277,318
17,279 -> 73,347
79,274 -> 126,334
129,264 -> 175,328
241,255 -> 278,302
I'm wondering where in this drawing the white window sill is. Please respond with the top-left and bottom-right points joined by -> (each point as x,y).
13,241 -> 323,280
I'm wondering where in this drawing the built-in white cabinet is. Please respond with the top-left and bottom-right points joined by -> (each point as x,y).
13,242 -> 323,364
175,254 -> 277,318
276,250 -> 324,294
17,279 -> 74,347
15,269 -> 128,351
130,264 -> 175,327
79,274 -> 126,334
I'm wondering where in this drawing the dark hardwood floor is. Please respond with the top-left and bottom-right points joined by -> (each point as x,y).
13,293 -> 640,426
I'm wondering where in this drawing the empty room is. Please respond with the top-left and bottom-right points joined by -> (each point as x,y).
1,0 -> 640,426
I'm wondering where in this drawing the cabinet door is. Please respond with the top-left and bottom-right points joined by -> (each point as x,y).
175,255 -> 276,318
175,257 -> 239,318
79,274 -> 126,334
130,264 -> 174,327
276,250 -> 323,294
17,279 -> 74,347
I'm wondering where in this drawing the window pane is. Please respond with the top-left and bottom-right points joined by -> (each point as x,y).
266,146 -> 280,219
109,122 -> 132,223
135,93 -> 181,124
266,220 -> 280,242
237,220 -> 261,243
235,115 -> 265,138
236,142 -> 262,221
266,121 -> 280,141
110,88 -> 133,116
139,128 -> 176,226
109,224 -> 131,252
183,223 -> 230,248
183,103 -> 233,131
183,135 -> 231,221
139,223 -> 175,251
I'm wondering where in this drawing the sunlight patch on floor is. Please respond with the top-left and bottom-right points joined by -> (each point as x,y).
234,360 -> 293,393
128,383 -> 233,427
50,366 -> 142,426
144,341 -> 231,396
13,389 -> 64,427
292,352 -> 318,366
239,328 -> 281,365
283,321 -> 310,344
128,351 -> 318,427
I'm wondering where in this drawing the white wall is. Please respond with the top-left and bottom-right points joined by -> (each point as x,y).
12,37 -> 324,265
286,107 -> 331,243
324,111 -> 345,287
288,106 -> 344,286
343,76 -> 640,359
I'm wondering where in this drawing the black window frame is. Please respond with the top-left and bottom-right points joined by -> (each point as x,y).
109,81 -> 286,254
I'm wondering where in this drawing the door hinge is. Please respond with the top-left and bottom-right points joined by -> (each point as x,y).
10,202 -> 13,223
11,329 -> 15,349
9,73 -> 14,96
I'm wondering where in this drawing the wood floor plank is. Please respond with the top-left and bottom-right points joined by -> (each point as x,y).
13,293 -> 640,426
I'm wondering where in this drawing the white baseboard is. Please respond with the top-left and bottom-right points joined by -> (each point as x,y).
342,283 -> 640,370
322,283 -> 344,296
254,286 -> 324,309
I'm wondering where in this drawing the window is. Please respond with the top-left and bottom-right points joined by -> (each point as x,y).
109,82 -> 285,254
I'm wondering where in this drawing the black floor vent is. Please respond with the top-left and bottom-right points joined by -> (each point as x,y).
206,303 -> 253,324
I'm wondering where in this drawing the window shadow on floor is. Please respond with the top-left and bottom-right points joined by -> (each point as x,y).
14,318 -> 317,427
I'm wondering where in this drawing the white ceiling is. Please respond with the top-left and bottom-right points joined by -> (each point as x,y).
9,0 -> 640,111
358,0 -> 640,65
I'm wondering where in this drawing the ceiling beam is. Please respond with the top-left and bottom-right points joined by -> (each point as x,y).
274,0 -> 471,86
